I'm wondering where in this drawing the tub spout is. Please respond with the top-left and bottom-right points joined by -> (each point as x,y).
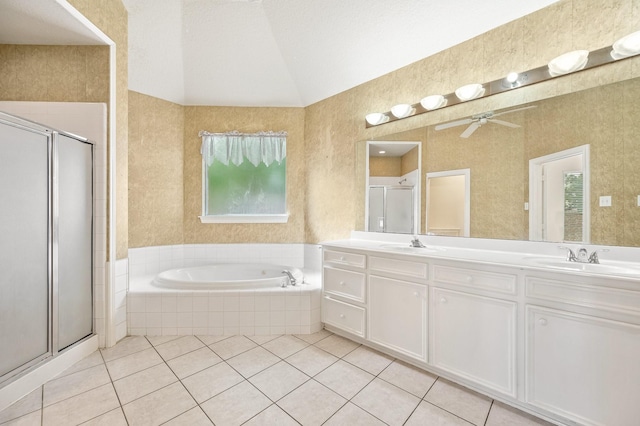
281,269 -> 297,287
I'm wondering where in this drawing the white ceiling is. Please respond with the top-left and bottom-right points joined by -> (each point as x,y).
0,0 -> 561,107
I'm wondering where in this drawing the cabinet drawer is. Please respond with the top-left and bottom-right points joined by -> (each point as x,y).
324,249 -> 366,269
525,277 -> 640,316
370,256 -> 428,281
324,267 -> 366,303
323,296 -> 365,337
433,265 -> 516,295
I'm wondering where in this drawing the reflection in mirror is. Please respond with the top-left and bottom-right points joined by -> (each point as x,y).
529,145 -> 590,243
366,141 -> 421,234
426,169 -> 470,237
358,76 -> 640,247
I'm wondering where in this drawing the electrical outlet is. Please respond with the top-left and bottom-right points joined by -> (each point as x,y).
599,196 -> 612,207
524,202 -> 529,211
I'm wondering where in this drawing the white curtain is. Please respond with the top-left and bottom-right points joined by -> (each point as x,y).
200,130 -> 287,167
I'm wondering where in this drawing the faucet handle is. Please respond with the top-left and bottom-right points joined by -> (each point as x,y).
587,248 -> 610,264
558,246 -> 577,262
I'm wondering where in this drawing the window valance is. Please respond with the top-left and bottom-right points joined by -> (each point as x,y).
199,130 -> 287,167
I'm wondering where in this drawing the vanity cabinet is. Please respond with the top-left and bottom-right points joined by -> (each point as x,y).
430,287 -> 517,397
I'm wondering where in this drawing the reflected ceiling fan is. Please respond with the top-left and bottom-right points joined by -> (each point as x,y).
434,105 -> 537,138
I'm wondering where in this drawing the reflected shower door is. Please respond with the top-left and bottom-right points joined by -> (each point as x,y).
0,123 -> 50,381
385,187 -> 414,234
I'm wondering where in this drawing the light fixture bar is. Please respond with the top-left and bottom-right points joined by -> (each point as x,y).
365,43 -> 637,128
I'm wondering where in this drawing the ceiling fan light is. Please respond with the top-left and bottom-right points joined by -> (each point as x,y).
365,113 -> 389,126
611,31 -> 640,59
548,50 -> 589,76
420,95 -> 447,110
455,83 -> 485,102
390,104 -> 415,119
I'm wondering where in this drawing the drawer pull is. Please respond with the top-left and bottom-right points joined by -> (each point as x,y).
339,313 -> 345,319
339,256 -> 346,261
464,275 -> 473,283
538,318 -> 548,326
414,292 -> 420,297
440,297 -> 447,303
340,281 -> 346,286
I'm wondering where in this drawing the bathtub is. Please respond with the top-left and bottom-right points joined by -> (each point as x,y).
152,263 -> 304,290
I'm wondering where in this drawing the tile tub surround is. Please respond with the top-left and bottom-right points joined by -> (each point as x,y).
0,333 -> 554,426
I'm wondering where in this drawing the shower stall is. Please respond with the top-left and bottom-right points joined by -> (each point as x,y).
0,112 -> 93,387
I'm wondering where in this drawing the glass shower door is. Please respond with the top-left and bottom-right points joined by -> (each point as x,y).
0,122 -> 51,382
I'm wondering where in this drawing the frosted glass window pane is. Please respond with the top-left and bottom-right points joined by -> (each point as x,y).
206,158 -> 286,215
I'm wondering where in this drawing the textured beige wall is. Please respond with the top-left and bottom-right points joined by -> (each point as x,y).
183,106 -> 306,243
369,157 -> 401,177
305,0 -> 640,243
128,91 -> 184,248
401,146 -> 419,176
68,0 -> 129,260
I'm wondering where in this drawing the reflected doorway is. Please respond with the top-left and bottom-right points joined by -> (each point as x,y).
426,169 -> 470,237
529,145 -> 590,243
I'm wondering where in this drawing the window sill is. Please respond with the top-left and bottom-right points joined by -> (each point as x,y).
199,214 -> 289,224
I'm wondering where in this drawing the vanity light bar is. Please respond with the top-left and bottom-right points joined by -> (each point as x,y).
365,31 -> 640,128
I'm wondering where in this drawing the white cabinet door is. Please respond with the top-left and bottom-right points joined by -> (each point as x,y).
368,275 -> 427,361
526,306 -> 640,426
430,287 -> 517,397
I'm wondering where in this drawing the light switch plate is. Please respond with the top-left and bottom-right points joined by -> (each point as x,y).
599,195 -> 612,207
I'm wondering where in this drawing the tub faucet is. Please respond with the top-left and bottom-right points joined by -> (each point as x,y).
559,246 -> 609,264
281,270 -> 297,287
410,236 -> 425,248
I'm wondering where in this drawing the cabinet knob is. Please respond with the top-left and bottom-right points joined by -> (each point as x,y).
464,275 -> 473,283
538,318 -> 547,326
339,313 -> 345,319
339,281 -> 346,286
440,297 -> 447,303
339,256 -> 345,261
413,291 -> 420,297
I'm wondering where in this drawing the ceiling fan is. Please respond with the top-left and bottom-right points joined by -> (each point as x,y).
434,105 -> 537,138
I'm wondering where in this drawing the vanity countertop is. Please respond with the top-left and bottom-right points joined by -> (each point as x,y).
322,238 -> 640,281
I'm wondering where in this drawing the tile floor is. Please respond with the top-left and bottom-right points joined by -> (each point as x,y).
0,331 -> 554,426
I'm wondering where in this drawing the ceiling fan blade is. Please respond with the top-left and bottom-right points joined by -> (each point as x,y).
490,119 -> 521,128
460,122 -> 480,138
492,105 -> 537,117
435,118 -> 473,131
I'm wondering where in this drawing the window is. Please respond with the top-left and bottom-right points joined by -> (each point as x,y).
200,130 -> 287,223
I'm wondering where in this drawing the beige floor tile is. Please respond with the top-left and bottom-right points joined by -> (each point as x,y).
249,361 -> 310,401
352,378 -> 421,426
105,347 -> 163,381
208,335 -> 257,360
146,335 -> 181,347
406,401 -> 473,426
261,335 -> 309,358
121,382 -> 196,426
278,380 -> 346,426
243,404 -> 298,426
181,362 -> 244,403
100,337 -> 151,362
378,359 -> 437,398
81,408 -> 128,425
324,402 -> 387,426
56,351 -> 104,379
163,407 -> 213,425
166,347 -> 222,379
196,335 -> 229,346
113,363 -> 177,405
315,360 -> 374,399
2,410 -> 41,426
343,345 -> 394,375
285,345 -> 338,376
43,364 -> 111,407
246,335 -> 281,345
227,347 -> 280,378
424,379 -> 492,426
294,329 -> 333,344
0,387 -> 42,424
486,401 -> 554,426
200,381 -> 271,426
154,336 -> 204,361
42,383 -> 119,426
314,334 -> 360,358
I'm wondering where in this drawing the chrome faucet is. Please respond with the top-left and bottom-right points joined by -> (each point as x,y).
281,269 -> 297,287
559,246 -> 578,262
559,246 -> 609,264
410,236 -> 425,248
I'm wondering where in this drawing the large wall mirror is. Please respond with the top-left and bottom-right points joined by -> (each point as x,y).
357,75 -> 640,248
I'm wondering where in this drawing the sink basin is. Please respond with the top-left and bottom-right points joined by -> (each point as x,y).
380,244 -> 442,253
523,257 -> 640,277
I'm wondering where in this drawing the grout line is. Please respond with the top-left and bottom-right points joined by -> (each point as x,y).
483,400 -> 495,425
97,349 -> 130,425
